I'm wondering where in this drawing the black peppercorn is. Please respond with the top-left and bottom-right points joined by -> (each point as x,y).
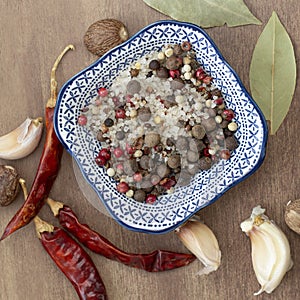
149,60 -> 160,70
104,118 -> 114,127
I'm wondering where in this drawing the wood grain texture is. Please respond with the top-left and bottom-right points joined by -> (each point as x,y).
0,1 -> 299,299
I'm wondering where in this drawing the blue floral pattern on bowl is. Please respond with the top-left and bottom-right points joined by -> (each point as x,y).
54,20 -> 267,234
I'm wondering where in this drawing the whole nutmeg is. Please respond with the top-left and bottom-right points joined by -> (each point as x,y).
84,19 -> 129,56
0,165 -> 20,206
285,199 -> 300,235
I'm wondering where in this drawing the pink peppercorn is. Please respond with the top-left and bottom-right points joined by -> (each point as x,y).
222,109 -> 235,121
195,68 -> 205,79
163,177 -> 176,190
169,69 -> 181,79
133,172 -> 143,182
125,94 -> 133,102
115,108 -> 126,119
145,194 -> 157,204
116,163 -> 124,171
112,96 -> 120,106
220,149 -> 231,160
125,94 -> 134,107
77,115 -> 87,126
113,147 -> 124,158
197,73 -> 207,81
98,148 -> 111,161
214,98 -> 224,105
95,156 -> 106,166
203,148 -> 211,157
98,87 -> 108,97
126,143 -> 135,155
203,76 -> 213,84
117,182 -> 129,193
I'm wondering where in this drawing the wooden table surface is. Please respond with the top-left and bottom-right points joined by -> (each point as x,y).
0,1 -> 299,299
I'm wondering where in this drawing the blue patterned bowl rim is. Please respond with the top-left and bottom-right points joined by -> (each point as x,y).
54,20 -> 268,234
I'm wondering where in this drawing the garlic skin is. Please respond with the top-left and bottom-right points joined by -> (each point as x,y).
175,219 -> 221,275
240,206 -> 293,296
0,117 -> 43,160
285,200 -> 300,235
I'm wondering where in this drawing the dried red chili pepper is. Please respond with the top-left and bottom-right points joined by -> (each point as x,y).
1,45 -> 74,240
47,198 -> 196,272
34,217 -> 107,300
17,179 -> 107,300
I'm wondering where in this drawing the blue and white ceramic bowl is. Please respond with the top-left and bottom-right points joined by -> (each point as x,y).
54,20 -> 267,234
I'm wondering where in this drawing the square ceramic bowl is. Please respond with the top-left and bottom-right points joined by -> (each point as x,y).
54,20 -> 267,234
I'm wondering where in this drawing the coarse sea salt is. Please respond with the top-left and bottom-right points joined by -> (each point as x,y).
79,43 -> 238,203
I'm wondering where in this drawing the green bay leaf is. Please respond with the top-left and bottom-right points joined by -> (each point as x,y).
143,0 -> 261,28
249,11 -> 296,135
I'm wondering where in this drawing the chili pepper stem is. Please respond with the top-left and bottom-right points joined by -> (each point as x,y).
32,117 -> 43,127
19,178 -> 28,198
33,215 -> 54,239
46,197 -> 64,216
47,44 -> 75,108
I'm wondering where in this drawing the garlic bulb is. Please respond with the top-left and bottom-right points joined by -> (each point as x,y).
0,117 -> 43,160
240,206 -> 293,295
175,218 -> 221,275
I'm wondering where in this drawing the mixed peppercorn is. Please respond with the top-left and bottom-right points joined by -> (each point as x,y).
78,42 -> 239,204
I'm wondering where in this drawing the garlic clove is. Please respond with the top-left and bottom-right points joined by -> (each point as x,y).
241,206 -> 293,295
0,117 -> 43,160
175,218 -> 221,275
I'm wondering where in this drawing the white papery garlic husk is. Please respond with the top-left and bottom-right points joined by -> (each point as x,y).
240,206 -> 293,295
0,117 -> 43,160
175,218 -> 221,275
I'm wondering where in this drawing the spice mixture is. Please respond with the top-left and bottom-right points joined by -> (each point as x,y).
78,42 -> 238,204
